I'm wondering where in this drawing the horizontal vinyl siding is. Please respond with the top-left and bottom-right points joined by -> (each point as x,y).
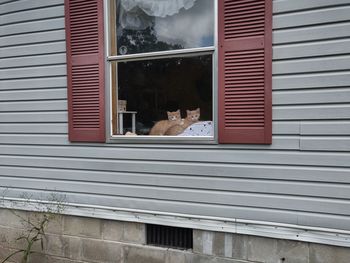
0,0 -> 349,234
272,0 -> 350,156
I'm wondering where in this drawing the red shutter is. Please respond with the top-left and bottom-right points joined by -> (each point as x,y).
218,0 -> 272,144
65,0 -> 105,142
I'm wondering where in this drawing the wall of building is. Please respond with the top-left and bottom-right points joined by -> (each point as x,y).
1,209 -> 350,263
0,0 -> 350,245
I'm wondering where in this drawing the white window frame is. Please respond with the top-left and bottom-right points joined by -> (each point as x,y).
104,0 -> 219,144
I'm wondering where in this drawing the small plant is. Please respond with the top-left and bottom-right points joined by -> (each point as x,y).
0,191 -> 66,263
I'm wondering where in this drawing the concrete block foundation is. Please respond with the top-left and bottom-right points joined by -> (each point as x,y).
0,209 -> 349,263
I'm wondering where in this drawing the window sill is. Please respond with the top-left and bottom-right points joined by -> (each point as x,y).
106,135 -> 217,145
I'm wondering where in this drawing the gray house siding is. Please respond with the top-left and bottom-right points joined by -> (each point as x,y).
0,0 -> 350,236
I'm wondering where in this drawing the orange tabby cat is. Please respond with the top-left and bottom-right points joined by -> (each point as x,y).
149,110 -> 182,135
165,108 -> 200,136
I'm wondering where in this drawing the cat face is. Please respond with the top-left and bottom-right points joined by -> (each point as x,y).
167,110 -> 181,121
186,108 -> 200,121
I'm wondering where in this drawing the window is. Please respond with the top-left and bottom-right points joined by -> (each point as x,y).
65,0 -> 272,144
108,0 -> 215,139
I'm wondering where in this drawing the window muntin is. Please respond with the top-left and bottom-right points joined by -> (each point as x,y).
115,0 -> 214,55
108,0 -> 215,139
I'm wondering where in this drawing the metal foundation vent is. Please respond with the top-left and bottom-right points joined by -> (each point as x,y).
146,224 -> 193,249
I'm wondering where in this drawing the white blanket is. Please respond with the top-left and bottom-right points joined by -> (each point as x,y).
179,121 -> 213,136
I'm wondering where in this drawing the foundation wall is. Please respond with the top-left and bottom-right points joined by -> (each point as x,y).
1,209 -> 349,263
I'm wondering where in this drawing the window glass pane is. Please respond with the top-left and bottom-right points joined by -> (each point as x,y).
114,55 -> 213,136
116,0 -> 214,55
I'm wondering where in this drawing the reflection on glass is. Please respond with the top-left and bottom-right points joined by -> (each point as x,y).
116,0 -> 214,55
115,55 -> 213,136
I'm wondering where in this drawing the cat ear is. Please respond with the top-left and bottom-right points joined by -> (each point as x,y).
196,108 -> 200,113
167,111 -> 170,115
186,110 -> 190,115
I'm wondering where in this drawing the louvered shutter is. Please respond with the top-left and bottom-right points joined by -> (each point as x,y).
65,0 -> 105,142
218,0 -> 272,144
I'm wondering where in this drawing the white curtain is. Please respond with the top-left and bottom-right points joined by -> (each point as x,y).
119,0 -> 196,30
